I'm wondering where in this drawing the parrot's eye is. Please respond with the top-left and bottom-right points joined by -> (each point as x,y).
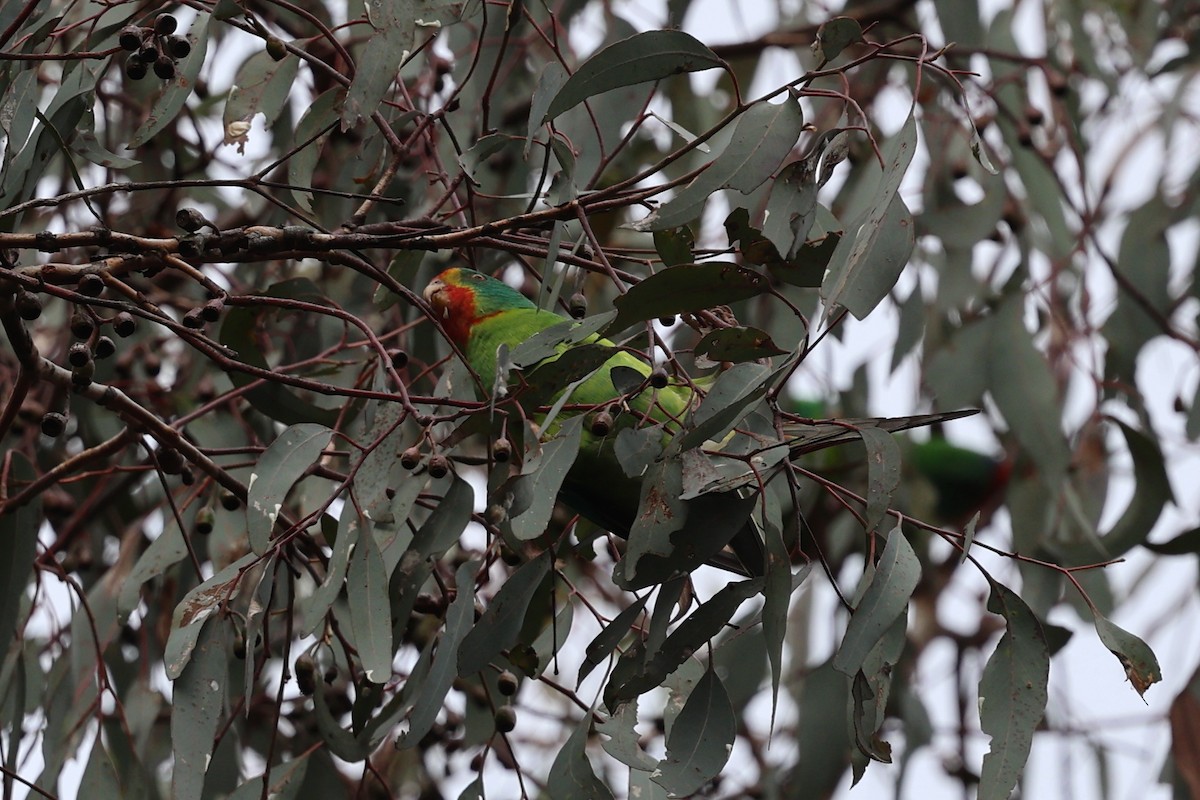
470,274 -> 485,282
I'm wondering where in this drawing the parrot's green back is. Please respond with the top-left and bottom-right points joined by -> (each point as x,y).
425,267 -> 713,562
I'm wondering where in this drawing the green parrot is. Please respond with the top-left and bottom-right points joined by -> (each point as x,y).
423,267 -> 969,583
909,437 -> 1012,526
423,266 -> 766,581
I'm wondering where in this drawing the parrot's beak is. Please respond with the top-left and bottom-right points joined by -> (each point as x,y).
423,277 -> 447,312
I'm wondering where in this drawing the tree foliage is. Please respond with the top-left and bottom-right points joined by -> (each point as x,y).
0,0 -> 1195,798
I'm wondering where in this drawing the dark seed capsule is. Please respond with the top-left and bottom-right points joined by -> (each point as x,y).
78,273 -> 104,297
658,316 -> 676,326
113,311 -> 137,337
125,56 -> 148,81
154,13 -> 177,35
200,299 -> 223,322
70,311 -> 94,339
175,207 -> 205,232
427,454 -> 450,479
153,56 -> 175,81
119,26 -> 142,51
492,438 -> 512,463
68,342 -> 92,368
295,655 -> 316,695
194,507 -> 214,535
15,292 -> 42,320
180,466 -> 195,485
649,368 -> 669,389
182,308 -> 205,329
567,292 -> 587,319
220,491 -> 241,511
94,336 -> 116,359
589,410 -> 613,437
390,349 -> 408,369
494,706 -> 517,733
400,447 -> 422,471
497,671 -> 518,696
71,361 -> 95,387
40,412 -> 67,437
266,36 -> 287,61
167,35 -> 191,59
157,448 -> 184,475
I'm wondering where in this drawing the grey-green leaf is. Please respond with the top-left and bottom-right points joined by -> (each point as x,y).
247,423 -> 334,554
0,454 -> 39,651
171,622 -> 228,800
653,668 -> 736,796
1093,613 -> 1162,698
978,578 -> 1049,800
543,31 -> 723,122
833,526 -> 920,676
399,561 -> 479,748
546,713 -> 616,800
347,518 -> 393,684
859,427 -> 901,533
458,555 -> 551,676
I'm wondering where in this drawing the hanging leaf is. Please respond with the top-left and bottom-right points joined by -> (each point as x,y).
246,423 -> 334,554
347,518 -> 393,684
546,713 -> 616,800
978,578 -> 1050,800
607,262 -> 770,335
458,555 -> 552,676
833,526 -> 920,677
0,454 -> 39,651
653,668 -> 737,796
1093,613 -> 1162,698
543,31 -> 723,122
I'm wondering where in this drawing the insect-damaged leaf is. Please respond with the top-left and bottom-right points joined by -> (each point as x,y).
1093,613 -> 1162,699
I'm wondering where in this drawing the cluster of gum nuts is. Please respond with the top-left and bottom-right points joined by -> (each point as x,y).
119,13 -> 191,81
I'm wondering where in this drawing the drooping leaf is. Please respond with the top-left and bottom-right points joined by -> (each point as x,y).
508,417 -> 583,540
347,516 -> 393,684
164,554 -> 256,679
579,595 -> 651,684
821,111 -> 917,320
0,454 -> 39,652
632,98 -> 805,231
978,578 -> 1050,800
607,262 -> 769,336
694,327 -> 789,364
399,561 -> 479,748
653,668 -> 736,796
543,31 -> 723,122
833,526 -> 920,677
171,621 -> 228,800
458,554 -> 552,676
859,427 -> 901,533
342,0 -> 416,128
546,713 -> 616,800
813,16 -> 863,61
1093,613 -> 1162,698
247,423 -> 334,554
604,578 -> 762,709
223,49 -> 299,136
